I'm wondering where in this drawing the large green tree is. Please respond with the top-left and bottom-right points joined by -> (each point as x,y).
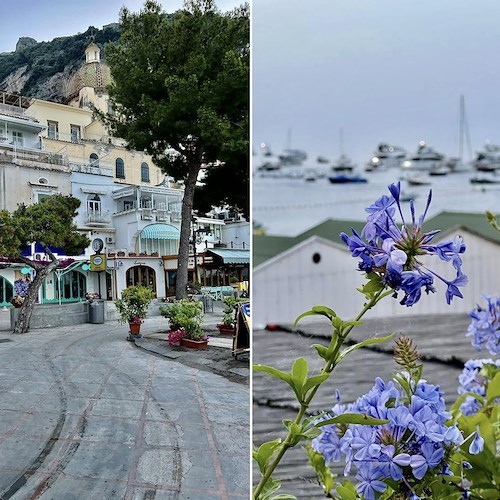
103,0 -> 249,299
0,195 -> 89,334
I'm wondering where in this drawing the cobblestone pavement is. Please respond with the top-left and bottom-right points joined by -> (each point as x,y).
0,310 -> 250,499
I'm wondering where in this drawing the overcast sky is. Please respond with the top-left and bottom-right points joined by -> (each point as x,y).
252,0 -> 500,166
0,0 -> 243,53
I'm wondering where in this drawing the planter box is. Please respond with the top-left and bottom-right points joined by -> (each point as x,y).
217,324 -> 235,335
180,337 -> 208,349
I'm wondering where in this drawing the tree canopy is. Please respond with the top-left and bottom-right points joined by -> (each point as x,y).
0,195 -> 89,333
103,0 -> 249,298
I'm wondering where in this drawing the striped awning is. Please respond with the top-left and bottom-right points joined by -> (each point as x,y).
140,224 -> 180,240
208,248 -> 250,264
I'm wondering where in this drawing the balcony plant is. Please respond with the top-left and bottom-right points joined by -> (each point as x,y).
160,299 -> 207,348
115,285 -> 155,337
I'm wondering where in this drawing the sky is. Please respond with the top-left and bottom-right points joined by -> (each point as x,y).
0,0 -> 243,53
252,0 -> 500,167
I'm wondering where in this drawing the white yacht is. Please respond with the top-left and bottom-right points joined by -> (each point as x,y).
472,143 -> 500,172
401,141 -> 445,171
366,143 -> 407,171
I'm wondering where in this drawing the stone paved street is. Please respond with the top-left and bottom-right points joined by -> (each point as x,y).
0,307 -> 249,499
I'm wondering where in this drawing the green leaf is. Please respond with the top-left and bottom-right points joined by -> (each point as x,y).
313,344 -> 329,360
486,372 -> 500,403
290,358 -> 308,392
311,305 -> 336,318
255,477 -> 281,500
252,439 -> 282,474
294,306 -> 336,328
316,413 -> 389,427
306,443 -> 335,495
336,483 -> 358,500
269,495 -> 297,500
338,333 -> 394,362
253,364 -> 292,386
302,373 -> 330,395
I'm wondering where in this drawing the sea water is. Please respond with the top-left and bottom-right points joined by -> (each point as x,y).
253,168 -> 500,236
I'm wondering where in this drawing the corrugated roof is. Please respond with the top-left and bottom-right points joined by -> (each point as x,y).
254,212 -> 499,267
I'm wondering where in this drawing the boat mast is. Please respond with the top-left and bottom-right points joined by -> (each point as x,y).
339,127 -> 344,156
459,95 -> 473,162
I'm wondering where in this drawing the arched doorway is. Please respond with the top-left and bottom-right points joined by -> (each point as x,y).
0,276 -> 14,307
126,266 -> 156,295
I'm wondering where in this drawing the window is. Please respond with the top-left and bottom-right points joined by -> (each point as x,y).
126,266 -> 156,295
115,157 -> 125,179
70,124 -> 81,143
89,153 -> 99,167
12,131 -> 23,147
87,194 -> 101,212
53,271 -> 86,302
0,276 -> 14,307
47,121 -> 58,140
141,162 -> 150,182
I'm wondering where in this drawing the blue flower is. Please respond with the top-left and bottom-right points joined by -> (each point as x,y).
355,467 -> 387,500
341,182 -> 467,307
410,442 -> 445,479
466,295 -> 499,355
469,430 -> 484,455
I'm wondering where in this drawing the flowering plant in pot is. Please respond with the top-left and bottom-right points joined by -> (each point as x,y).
85,291 -> 100,303
160,299 -> 206,348
115,285 -> 155,336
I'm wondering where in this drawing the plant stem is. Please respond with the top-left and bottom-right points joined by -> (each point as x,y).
253,290 -> 386,499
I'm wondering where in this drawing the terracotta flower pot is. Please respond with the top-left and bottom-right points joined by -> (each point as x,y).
129,322 -> 141,334
217,324 -> 235,335
180,337 -> 208,349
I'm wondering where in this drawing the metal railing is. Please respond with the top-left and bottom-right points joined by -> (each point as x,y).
86,210 -> 112,224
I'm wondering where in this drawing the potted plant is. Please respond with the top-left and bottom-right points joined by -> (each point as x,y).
160,299 -> 207,348
229,275 -> 239,289
115,285 -> 155,338
217,296 -> 239,334
128,251 -> 137,257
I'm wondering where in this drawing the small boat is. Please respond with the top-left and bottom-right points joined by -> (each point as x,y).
406,173 -> 431,186
429,163 -> 451,176
303,168 -> 317,182
328,174 -> 367,184
470,176 -> 500,185
331,154 -> 355,172
401,191 -> 418,202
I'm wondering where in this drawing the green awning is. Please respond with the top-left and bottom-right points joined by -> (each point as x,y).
208,248 -> 250,264
140,224 -> 180,239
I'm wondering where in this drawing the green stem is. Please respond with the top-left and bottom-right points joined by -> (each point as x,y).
253,290 -> 386,499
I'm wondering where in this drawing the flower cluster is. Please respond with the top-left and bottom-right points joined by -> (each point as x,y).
130,315 -> 142,324
167,328 -> 186,345
85,291 -> 101,303
340,182 -> 467,306
312,376 -> 482,499
458,358 -> 500,416
14,278 -> 30,297
466,295 -> 499,354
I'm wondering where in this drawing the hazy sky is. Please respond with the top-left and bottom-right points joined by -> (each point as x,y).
0,0 -> 243,53
252,0 -> 500,167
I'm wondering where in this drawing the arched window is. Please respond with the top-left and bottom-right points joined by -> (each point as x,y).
89,153 -> 99,167
115,158 -> 125,179
141,162 -> 150,182
0,276 -> 14,307
126,266 -> 156,295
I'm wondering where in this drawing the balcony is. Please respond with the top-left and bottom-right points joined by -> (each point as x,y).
86,210 -> 111,226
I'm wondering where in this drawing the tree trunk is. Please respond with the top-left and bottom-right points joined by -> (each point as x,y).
13,262 -> 57,334
176,164 -> 201,299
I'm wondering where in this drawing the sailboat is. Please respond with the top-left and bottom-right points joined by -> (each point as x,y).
329,128 -> 367,183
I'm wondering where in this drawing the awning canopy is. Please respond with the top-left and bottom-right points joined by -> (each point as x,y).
207,248 -> 250,264
140,224 -> 180,240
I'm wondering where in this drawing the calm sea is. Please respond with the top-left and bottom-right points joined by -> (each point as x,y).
253,166 -> 500,236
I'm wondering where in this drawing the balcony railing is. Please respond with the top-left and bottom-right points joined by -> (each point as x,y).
86,210 -> 111,225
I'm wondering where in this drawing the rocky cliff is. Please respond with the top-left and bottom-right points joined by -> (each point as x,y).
0,25 -> 120,102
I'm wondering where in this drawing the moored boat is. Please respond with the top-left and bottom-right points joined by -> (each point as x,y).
328,174 -> 367,184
